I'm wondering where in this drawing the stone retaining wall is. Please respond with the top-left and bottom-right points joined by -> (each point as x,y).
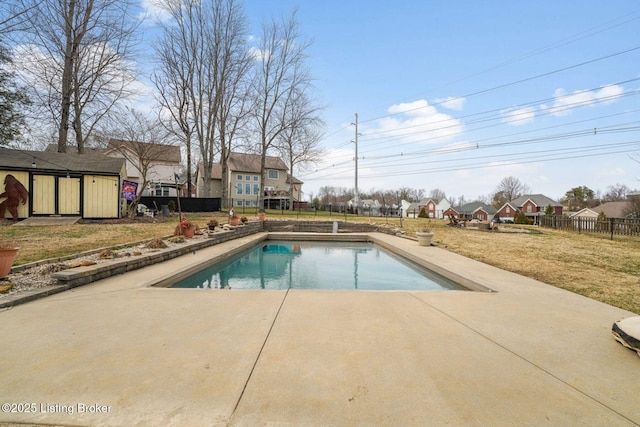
51,222 -> 262,289
263,220 -> 398,235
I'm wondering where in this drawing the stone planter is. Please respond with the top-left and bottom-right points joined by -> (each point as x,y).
229,216 -> 240,226
416,231 -> 434,247
0,247 -> 19,278
258,212 -> 266,221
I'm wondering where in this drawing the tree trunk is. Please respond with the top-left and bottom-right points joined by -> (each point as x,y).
58,0 -> 77,153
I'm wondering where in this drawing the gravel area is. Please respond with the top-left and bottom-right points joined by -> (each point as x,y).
0,236 -> 192,299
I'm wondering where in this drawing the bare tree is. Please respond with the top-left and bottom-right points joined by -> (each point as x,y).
154,0 -> 250,200
492,176 -> 530,206
15,0 -> 139,153
429,188 -> 447,201
106,107 -> 170,216
602,183 -> 630,202
277,89 -> 324,210
251,9 -> 312,212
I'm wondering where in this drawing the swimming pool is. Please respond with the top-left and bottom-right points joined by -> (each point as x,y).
169,240 -> 466,291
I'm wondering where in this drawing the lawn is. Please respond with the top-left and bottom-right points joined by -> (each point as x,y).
1,211 -> 638,314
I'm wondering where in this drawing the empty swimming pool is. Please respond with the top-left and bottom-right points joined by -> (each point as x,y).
169,240 -> 466,291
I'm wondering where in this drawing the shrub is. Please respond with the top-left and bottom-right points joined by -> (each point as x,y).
514,210 -> 531,224
418,207 -> 429,218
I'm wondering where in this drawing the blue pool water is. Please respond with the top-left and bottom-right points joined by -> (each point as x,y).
170,241 -> 465,291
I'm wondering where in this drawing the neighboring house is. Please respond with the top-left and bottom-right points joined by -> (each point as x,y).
494,202 -> 518,222
569,208 -> 599,219
444,202 -> 496,221
569,207 -> 599,230
348,198 -> 381,215
399,200 -> 412,217
498,194 -> 563,224
197,152 -> 303,209
104,139 -> 182,198
406,197 -> 451,218
590,201 -> 631,219
0,147 -> 125,219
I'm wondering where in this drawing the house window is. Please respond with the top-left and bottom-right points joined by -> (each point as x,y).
245,183 -> 250,195
268,169 -> 278,179
236,183 -> 242,195
236,200 -> 243,207
527,205 -> 532,213
252,200 -> 258,207
237,174 -> 242,181
253,175 -> 259,181
478,214 -> 484,220
506,207 -> 511,214
253,184 -> 259,195
245,175 -> 251,181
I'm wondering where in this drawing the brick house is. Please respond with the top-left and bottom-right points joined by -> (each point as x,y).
444,202 -> 495,221
496,194 -> 563,223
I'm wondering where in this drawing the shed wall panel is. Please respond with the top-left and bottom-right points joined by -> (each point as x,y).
0,171 -> 29,219
31,175 -> 56,215
83,176 -> 119,218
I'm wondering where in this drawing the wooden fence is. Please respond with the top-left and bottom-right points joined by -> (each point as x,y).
540,216 -> 640,239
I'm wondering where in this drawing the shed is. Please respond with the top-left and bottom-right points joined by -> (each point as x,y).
0,147 -> 125,220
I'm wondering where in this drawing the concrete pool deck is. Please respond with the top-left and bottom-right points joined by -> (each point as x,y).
0,231 -> 638,426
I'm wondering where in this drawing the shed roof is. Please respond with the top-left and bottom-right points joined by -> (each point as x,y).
0,147 -> 124,175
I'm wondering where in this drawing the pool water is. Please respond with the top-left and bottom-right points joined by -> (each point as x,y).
170,241 -> 466,291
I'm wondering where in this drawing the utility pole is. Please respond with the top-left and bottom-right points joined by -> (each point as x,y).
354,113 -> 359,215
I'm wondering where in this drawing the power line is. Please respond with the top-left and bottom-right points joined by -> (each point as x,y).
360,45 -> 640,124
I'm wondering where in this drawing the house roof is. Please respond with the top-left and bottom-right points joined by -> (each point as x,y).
228,152 -> 287,173
569,208 -> 598,218
454,202 -> 497,215
0,147 -> 124,175
510,194 -> 562,208
591,201 -> 631,218
286,174 -> 303,185
200,152 -> 302,184
106,139 -> 181,163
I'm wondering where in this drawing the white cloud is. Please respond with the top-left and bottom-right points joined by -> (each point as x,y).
548,84 -> 624,116
434,96 -> 466,111
138,0 -> 173,24
248,46 -> 269,61
366,99 -> 464,145
500,106 -> 536,126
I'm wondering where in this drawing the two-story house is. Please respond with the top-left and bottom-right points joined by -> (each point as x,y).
407,197 -> 451,219
198,152 -> 303,210
104,139 -> 182,198
496,194 -> 563,223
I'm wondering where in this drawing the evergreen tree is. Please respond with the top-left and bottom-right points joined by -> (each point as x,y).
0,43 -> 30,145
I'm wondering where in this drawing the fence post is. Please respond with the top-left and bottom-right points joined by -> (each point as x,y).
610,217 -> 615,241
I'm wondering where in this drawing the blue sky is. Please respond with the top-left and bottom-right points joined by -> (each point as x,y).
143,0 -> 640,202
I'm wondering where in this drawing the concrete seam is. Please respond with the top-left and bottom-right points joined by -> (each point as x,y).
227,289 -> 290,425
407,292 -> 640,426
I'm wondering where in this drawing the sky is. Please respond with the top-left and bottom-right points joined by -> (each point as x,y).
77,1 -> 640,202
214,0 -> 640,203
